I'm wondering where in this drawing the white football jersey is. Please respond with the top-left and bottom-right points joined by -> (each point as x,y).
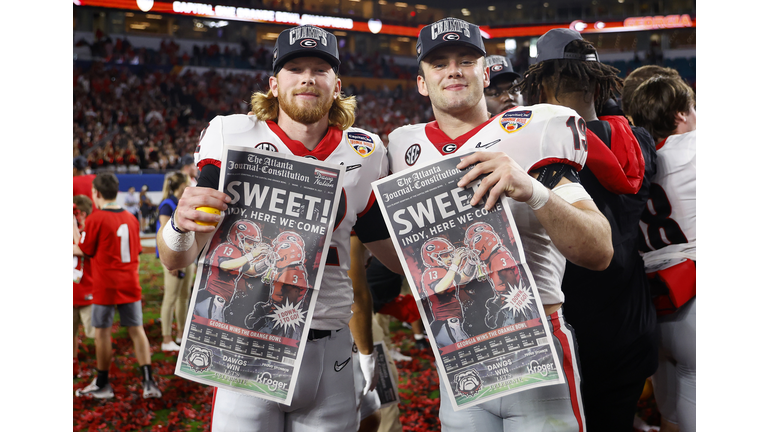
387,104 -> 588,305
195,114 -> 388,330
639,130 -> 696,272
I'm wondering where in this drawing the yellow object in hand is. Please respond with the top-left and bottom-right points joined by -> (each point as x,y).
195,206 -> 221,226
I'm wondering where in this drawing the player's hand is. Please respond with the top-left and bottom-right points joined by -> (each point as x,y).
174,186 -> 231,233
359,352 -> 379,394
456,152 -> 533,210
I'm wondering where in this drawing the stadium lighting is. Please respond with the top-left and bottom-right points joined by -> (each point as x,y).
394,2 -> 408,7
137,0 -> 154,13
461,8 -> 470,16
488,6 -> 496,11
368,18 -> 383,34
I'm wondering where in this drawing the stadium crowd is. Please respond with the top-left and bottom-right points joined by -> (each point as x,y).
73,60 -> 430,174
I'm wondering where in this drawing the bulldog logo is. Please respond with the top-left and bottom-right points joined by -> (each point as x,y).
454,369 -> 482,396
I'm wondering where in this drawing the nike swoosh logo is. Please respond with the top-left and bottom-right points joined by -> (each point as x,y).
475,139 -> 501,149
334,357 -> 351,372
345,164 -> 362,172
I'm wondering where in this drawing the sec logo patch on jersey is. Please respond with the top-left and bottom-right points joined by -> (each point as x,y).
255,142 -> 278,152
346,132 -> 376,157
499,110 -> 533,133
405,144 -> 421,166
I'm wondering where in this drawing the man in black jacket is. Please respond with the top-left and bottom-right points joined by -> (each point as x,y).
522,28 -> 658,432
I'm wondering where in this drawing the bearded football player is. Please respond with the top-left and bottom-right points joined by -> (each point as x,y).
157,24 -> 401,432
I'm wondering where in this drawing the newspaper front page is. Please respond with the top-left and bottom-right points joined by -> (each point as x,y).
175,146 -> 344,404
372,153 -> 564,410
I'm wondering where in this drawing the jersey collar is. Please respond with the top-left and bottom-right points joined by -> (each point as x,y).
656,136 -> 668,151
266,120 -> 342,161
424,114 -> 498,154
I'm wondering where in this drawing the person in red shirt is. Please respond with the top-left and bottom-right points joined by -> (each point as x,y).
73,195 -> 94,378
72,156 -> 95,205
74,173 -> 162,400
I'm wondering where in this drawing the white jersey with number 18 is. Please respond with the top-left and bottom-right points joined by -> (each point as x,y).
639,130 -> 696,272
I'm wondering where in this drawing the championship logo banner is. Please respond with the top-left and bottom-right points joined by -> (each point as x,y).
175,146 -> 345,405
372,153 -> 564,411
499,110 -> 532,133
346,131 -> 376,157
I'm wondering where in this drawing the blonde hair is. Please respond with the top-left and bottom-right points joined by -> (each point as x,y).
250,80 -> 357,130
162,171 -> 189,200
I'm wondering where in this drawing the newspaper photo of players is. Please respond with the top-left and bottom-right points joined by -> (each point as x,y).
176,146 -> 344,404
373,153 -> 565,410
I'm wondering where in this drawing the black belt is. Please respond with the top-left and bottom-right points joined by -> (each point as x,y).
307,328 -> 341,341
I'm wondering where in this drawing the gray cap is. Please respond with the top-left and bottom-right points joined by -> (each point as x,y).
486,55 -> 521,82
533,28 -> 599,64
416,17 -> 486,64
272,25 -> 340,75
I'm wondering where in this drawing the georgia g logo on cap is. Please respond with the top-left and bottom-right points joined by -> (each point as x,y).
491,64 -> 503,72
443,33 -> 460,41
300,39 -> 318,48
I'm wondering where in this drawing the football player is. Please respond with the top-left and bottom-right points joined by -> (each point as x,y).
244,233 -> 310,339
157,25 -> 401,432
193,218 -> 270,323
386,17 -> 613,432
522,29 -> 660,432
626,75 -> 696,432
419,237 -> 473,347
462,222 -> 530,328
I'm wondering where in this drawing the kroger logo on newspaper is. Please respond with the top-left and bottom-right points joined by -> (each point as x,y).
254,371 -> 288,392
527,359 -> 555,377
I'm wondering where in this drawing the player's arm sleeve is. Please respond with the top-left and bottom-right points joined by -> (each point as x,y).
197,164 -> 221,189
353,198 -> 389,243
354,141 -> 390,243
529,107 -> 588,174
194,116 -> 224,180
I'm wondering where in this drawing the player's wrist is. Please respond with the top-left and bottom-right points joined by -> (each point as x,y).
170,210 -> 190,233
526,177 -> 550,210
163,213 -> 195,252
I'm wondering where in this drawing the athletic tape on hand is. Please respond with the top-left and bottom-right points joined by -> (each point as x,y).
526,177 -> 550,210
162,216 -> 195,252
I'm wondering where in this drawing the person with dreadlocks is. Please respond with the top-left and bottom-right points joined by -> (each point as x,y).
522,28 -> 659,432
